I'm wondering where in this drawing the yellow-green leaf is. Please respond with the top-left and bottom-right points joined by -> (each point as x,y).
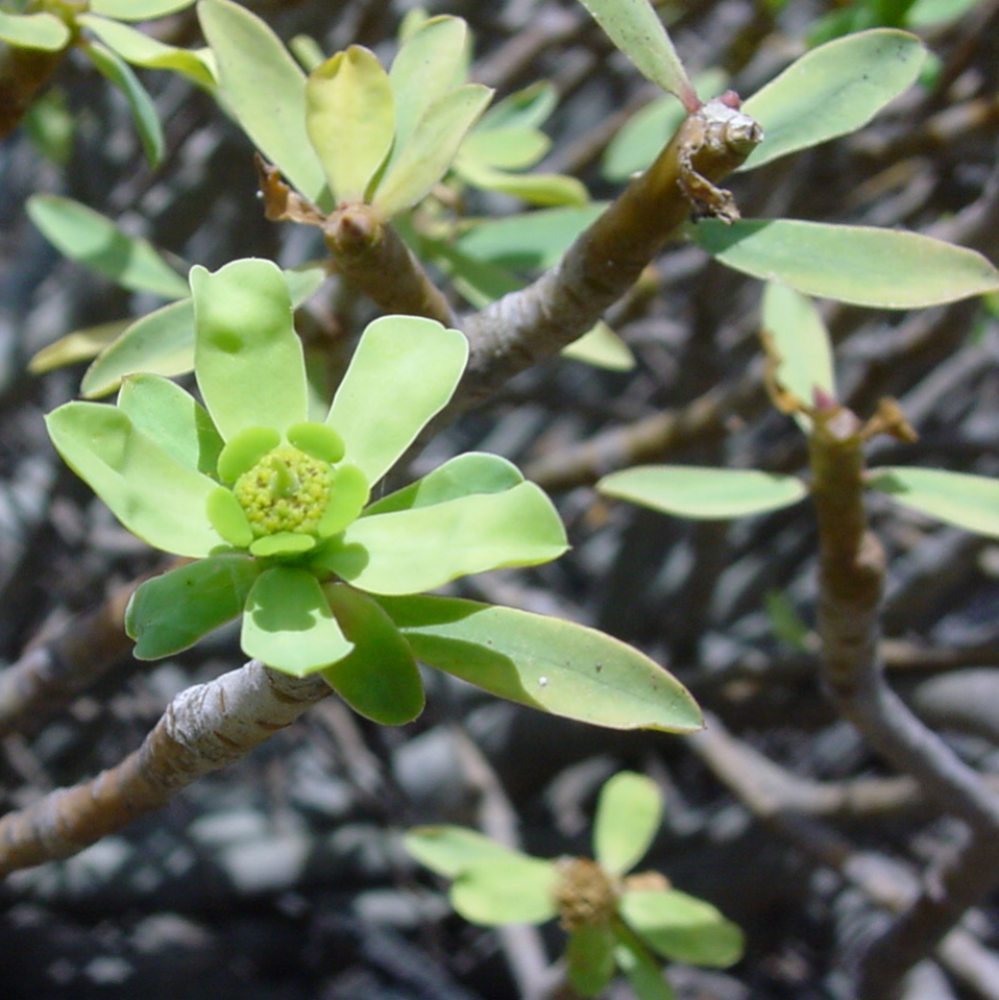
306,46 -> 394,203
0,11 -> 70,51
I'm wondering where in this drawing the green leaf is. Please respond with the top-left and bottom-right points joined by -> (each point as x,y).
404,825 -> 526,879
452,858 -> 558,926
620,890 -> 745,967
321,584 -> 424,725
22,88 -> 75,166
614,936 -> 677,1000
80,264 -> 325,399
45,402 -> 223,558
82,300 -> 194,398
242,566 -> 353,676
455,205 -> 606,270
198,0 -> 327,204
562,322 -> 635,371
29,320 -> 128,375
577,0 -> 696,109
388,15 -> 469,159
695,219 -> 999,309
377,595 -> 704,732
192,259 -> 308,439
593,772 -> 662,875
326,316 -> 468,484
567,924 -> 617,997
316,483 -> 568,595
602,69 -> 728,182
868,467 -> 999,537
459,127 -> 550,170
91,0 -> 197,19
478,81 -> 556,131
365,452 -> 524,516
125,555 -> 260,659
907,0 -> 981,27
373,84 -> 493,216
761,281 -> 835,429
0,11 -> 69,51
85,42 -> 165,167
306,46 -> 395,203
117,373 -> 224,476
599,466 -> 807,519
453,159 -> 589,207
80,15 -> 216,89
27,195 -> 187,299
741,30 -> 926,171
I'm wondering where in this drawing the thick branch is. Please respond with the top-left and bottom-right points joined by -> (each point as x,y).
0,661 -> 330,876
0,43 -> 65,140
456,99 -> 762,410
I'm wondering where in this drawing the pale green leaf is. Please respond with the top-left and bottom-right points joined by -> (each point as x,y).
594,772 -> 662,875
321,584 -> 424,725
404,825 -> 526,879
364,452 -> 524,516
22,88 -> 75,166
868,467 -> 999,538
578,0 -> 696,108
80,15 -> 216,89
125,555 -> 260,659
86,42 -> 165,166
568,924 -> 617,997
242,567 -> 353,676
388,15 -> 468,160
741,30 -> 926,171
452,858 -> 558,925
91,0 -> 197,19
602,69 -> 728,182
599,465 -> 807,519
27,195 -> 187,298
117,373 -> 223,476
327,316 -> 468,484
80,264 -> 325,399
453,158 -> 589,207
378,595 -> 705,732
455,204 -> 606,270
373,84 -> 493,216
306,46 -> 395,203
695,219 -> 999,309
45,402 -> 223,557
562,322 -> 635,371
459,127 -> 550,170
29,320 -> 128,375
761,281 -> 835,429
478,81 -> 556,131
0,11 -> 69,51
315,483 -> 567,594
82,300 -> 194,398
192,259 -> 308,439
614,937 -> 677,1000
907,0 -> 981,27
198,0 -> 327,203
620,890 -> 745,967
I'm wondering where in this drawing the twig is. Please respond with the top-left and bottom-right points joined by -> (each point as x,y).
0,661 -> 330,876
807,403 -> 999,997
0,574 -> 149,740
455,99 -> 763,411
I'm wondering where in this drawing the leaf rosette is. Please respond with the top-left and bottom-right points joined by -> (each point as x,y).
406,772 -> 743,998
46,258 -> 702,733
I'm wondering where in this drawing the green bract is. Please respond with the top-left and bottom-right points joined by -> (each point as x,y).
406,771 -> 743,999
45,258 -> 702,732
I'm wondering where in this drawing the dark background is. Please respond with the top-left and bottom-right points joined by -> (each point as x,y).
1,0 -> 997,997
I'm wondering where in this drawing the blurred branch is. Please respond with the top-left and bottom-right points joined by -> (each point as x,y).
0,661 -> 329,876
